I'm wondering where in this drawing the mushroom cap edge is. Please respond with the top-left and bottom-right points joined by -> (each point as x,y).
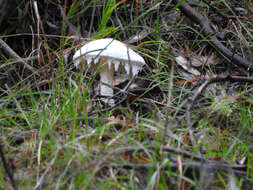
73,38 -> 146,70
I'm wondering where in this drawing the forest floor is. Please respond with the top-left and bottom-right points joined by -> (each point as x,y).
0,0 -> 253,189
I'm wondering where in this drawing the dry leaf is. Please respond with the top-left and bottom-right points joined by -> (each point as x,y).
190,54 -> 215,67
175,56 -> 200,76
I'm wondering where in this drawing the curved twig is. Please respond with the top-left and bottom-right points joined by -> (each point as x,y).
190,74 -> 253,108
187,72 -> 253,126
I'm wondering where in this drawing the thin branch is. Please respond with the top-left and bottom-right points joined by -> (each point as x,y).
109,159 -> 247,175
0,39 -> 36,73
189,73 -> 253,110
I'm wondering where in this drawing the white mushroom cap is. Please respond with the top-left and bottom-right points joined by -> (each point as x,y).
73,38 -> 145,75
73,38 -> 146,106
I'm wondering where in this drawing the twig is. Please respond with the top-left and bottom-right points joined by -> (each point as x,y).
109,159 -> 247,174
32,1 -> 41,65
0,142 -> 18,190
0,39 -> 36,73
189,73 -> 253,110
172,0 -> 253,70
161,145 -> 206,161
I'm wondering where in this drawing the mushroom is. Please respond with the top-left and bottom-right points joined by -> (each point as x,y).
73,38 -> 145,106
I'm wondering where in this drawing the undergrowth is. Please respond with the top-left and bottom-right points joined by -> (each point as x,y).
0,0 -> 253,189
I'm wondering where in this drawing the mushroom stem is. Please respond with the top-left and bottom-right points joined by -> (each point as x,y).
99,62 -> 115,106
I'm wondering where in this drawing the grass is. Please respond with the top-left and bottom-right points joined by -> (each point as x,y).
0,0 -> 253,189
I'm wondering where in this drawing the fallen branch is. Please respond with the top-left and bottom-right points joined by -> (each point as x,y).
0,142 -> 18,190
0,39 -> 36,73
172,0 -> 253,70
